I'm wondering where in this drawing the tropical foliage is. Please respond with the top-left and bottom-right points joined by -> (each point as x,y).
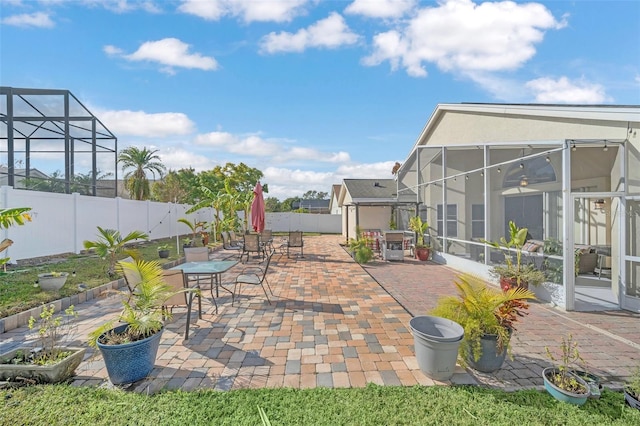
118,147 -> 166,200
409,216 -> 429,248
430,274 -> 536,365
88,258 -> 190,347
83,227 -> 149,276
0,207 -> 32,267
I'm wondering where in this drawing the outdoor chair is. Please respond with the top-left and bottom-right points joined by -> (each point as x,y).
233,249 -> 275,305
241,233 -> 264,263
183,246 -> 214,294
118,256 -> 141,294
287,231 -> 304,258
161,269 -> 202,340
229,230 -> 244,247
221,231 -> 242,259
260,229 -> 274,251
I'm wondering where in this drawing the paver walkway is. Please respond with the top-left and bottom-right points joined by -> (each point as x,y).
2,234 -> 638,393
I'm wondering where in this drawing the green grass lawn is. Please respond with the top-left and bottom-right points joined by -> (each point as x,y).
1,384 -> 638,425
0,238 -> 212,318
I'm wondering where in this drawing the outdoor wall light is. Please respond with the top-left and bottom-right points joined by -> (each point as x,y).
519,176 -> 529,187
594,199 -> 606,209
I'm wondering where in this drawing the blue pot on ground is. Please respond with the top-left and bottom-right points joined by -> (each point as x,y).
467,333 -> 509,373
97,324 -> 163,385
543,367 -> 590,405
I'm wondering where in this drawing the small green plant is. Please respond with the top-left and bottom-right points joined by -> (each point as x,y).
24,304 -> 78,365
430,274 -> 535,365
626,366 -> 640,400
349,237 -> 374,264
83,226 -> 149,277
182,237 -> 193,246
409,216 -> 429,248
545,334 -> 588,393
157,244 -> 170,251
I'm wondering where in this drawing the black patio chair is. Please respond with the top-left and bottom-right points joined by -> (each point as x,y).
233,249 -> 275,305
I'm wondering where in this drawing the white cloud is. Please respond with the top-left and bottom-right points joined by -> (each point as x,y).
107,38 -> 218,74
260,12 -> 360,54
1,12 -> 55,28
97,109 -> 196,137
525,76 -> 611,104
194,131 -> 351,163
157,146 -> 214,172
178,0 -> 308,23
345,0 -> 416,19
80,0 -> 162,14
363,0 -> 566,77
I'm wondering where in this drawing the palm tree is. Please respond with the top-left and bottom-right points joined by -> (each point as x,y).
118,147 -> 166,200
83,226 -> 149,277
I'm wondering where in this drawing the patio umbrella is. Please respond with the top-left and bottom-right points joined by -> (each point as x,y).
251,181 -> 265,233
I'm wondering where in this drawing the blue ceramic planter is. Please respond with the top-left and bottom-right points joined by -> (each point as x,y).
97,324 -> 163,385
543,367 -> 590,405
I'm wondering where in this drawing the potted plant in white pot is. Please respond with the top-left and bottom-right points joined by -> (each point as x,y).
88,257 -> 197,385
430,273 -> 536,373
409,216 -> 430,261
37,271 -> 69,291
483,221 -> 546,291
0,304 -> 85,384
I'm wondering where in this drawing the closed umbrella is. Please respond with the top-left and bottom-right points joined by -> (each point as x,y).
251,181 -> 265,233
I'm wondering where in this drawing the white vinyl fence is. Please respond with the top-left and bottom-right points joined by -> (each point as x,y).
1,186 -> 342,263
0,186 -> 213,263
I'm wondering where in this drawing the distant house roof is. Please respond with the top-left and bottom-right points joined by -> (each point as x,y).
339,179 -> 398,206
292,199 -> 330,212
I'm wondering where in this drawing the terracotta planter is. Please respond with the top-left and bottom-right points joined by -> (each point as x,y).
415,247 -> 430,261
499,276 -> 529,292
0,346 -> 86,384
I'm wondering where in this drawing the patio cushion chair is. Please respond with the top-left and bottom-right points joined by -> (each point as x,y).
287,231 -> 304,258
232,249 -> 275,306
241,233 -> 265,263
221,231 -> 242,259
162,269 -> 202,340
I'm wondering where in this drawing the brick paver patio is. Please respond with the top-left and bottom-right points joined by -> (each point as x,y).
1,234 -> 638,393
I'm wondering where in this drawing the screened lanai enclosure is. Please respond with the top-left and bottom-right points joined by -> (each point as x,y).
0,87 -> 118,197
396,103 -> 640,313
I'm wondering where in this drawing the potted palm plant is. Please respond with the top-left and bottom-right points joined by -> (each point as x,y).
83,226 -> 149,277
88,257 -> 197,385
430,273 -> 536,373
348,235 -> 374,264
409,216 -> 430,261
483,221 -> 545,291
0,304 -> 85,384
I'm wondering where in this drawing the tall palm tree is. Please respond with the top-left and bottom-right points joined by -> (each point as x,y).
118,147 -> 166,200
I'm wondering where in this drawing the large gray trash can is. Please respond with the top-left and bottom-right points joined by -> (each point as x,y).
409,316 -> 464,381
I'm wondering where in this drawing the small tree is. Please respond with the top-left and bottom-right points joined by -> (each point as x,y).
83,227 -> 149,277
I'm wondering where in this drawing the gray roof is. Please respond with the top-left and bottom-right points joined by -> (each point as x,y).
343,179 -> 397,201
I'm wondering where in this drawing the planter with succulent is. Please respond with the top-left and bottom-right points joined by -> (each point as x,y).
430,273 -> 536,373
0,304 -> 85,384
37,271 -> 69,291
543,334 -> 591,405
157,244 -> 170,259
409,216 -> 430,261
88,257 -> 197,385
182,237 -> 193,251
625,366 -> 640,410
483,221 -> 546,291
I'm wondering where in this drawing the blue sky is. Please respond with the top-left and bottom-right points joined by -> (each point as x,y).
1,0 -> 639,200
